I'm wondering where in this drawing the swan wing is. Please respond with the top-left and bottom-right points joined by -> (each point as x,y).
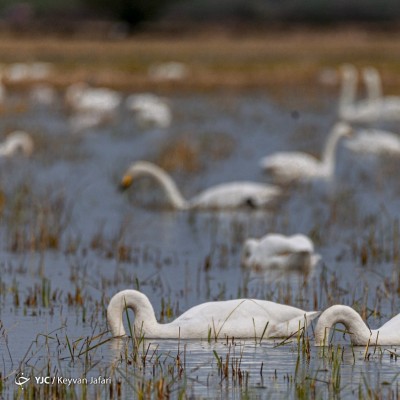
256,234 -> 313,256
259,152 -> 321,181
376,312 -> 400,333
345,129 -> 400,154
173,299 -> 317,338
190,182 -> 281,209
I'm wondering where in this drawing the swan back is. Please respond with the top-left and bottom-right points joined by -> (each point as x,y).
242,233 -> 317,270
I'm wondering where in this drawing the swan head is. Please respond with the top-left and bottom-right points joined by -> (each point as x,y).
241,239 -> 259,268
119,174 -> 133,191
332,121 -> 353,139
340,64 -> 357,81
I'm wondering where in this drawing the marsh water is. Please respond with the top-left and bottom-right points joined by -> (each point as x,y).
0,85 -> 400,399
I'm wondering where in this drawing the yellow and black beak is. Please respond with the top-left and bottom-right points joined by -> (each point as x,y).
119,174 -> 133,191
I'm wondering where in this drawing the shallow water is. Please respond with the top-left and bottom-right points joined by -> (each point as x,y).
0,86 -> 400,398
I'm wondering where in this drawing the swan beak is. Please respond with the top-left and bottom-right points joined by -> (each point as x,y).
119,174 -> 133,191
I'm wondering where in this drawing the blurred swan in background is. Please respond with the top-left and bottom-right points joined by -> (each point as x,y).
4,62 -> 53,83
148,62 -> 189,82
241,233 -> 320,272
120,160 -> 282,210
0,131 -> 34,157
338,64 -> 378,123
30,84 -> 57,106
344,128 -> 400,156
315,305 -> 400,346
65,82 -> 122,115
362,66 -> 400,121
107,289 -> 319,339
259,122 -> 352,184
126,93 -> 172,128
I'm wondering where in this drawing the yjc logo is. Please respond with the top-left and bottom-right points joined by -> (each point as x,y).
15,373 -> 30,389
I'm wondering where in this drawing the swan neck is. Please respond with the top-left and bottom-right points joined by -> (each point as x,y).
315,306 -> 371,345
107,290 -> 159,337
364,70 -> 382,103
339,69 -> 357,112
321,128 -> 344,176
133,164 -> 189,209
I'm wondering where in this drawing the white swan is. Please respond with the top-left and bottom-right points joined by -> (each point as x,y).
125,93 -> 172,128
120,161 -> 281,210
315,305 -> 400,346
241,233 -> 320,271
362,67 -> 400,121
107,289 -> 319,339
338,64 -> 378,123
259,122 -> 352,184
65,82 -> 122,115
344,128 -> 400,156
0,131 -> 34,156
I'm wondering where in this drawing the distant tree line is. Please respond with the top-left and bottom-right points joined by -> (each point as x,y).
1,0 -> 400,31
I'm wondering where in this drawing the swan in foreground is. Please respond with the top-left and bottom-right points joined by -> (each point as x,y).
241,233 -> 320,272
315,305 -> 400,346
344,128 -> 400,156
338,64 -> 377,123
107,289 -> 319,339
120,161 -> 281,210
259,122 -> 352,184
362,66 -> 400,121
126,93 -> 172,128
0,131 -> 34,156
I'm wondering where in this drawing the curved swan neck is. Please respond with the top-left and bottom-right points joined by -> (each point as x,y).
315,305 -> 371,345
127,161 -> 189,210
320,124 -> 348,176
339,65 -> 357,112
107,290 -> 158,337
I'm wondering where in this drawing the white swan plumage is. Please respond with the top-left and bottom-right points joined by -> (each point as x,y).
241,233 -> 320,271
344,128 -> 400,156
107,289 -> 319,339
315,305 -> 400,346
0,131 -> 34,157
65,82 -> 122,115
120,161 -> 281,210
126,93 -> 172,128
259,122 -> 352,184
362,66 -> 400,121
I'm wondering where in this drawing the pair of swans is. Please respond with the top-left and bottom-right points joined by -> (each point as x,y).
107,291 -> 400,345
120,161 -> 281,210
259,122 -> 352,184
339,64 -> 400,122
241,233 -> 320,272
0,131 -> 34,157
107,289 -> 318,339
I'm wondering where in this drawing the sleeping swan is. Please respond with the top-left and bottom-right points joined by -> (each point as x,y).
107,289 -> 319,339
241,233 -> 320,272
259,122 -> 352,184
315,305 -> 400,346
120,161 -> 281,210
